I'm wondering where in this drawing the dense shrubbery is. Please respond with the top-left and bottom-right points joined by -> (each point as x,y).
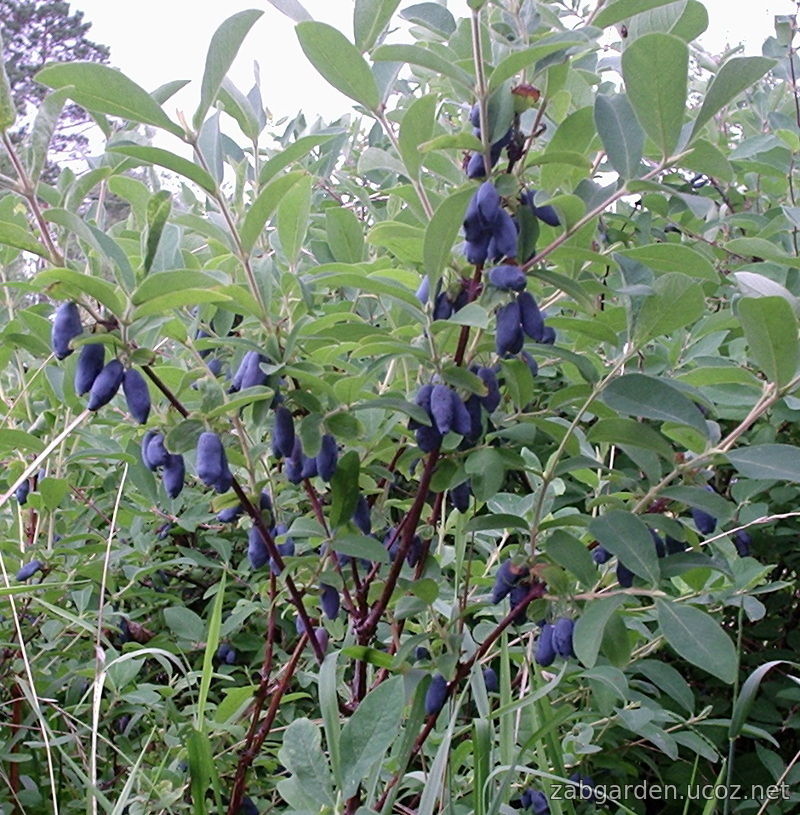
1,1 -> 800,813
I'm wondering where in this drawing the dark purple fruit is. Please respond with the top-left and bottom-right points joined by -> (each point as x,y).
483,666 -> 499,693
540,325 -> 556,345
273,406 -> 295,459
568,773 -> 596,803
15,480 -> 30,504
315,628 -> 330,652
430,384 -> 455,435
196,432 -> 225,489
51,302 -> 82,359
616,561 -> 634,588
476,366 -> 501,412
248,526 -> 269,570
237,796 -> 258,815
285,438 -> 305,484
469,102 -> 481,128
425,674 -> 448,716
495,301 -> 523,356
476,181 -> 501,224
74,343 -> 105,395
491,559 -> 526,604
16,559 -> 43,581
415,424 -> 442,452
592,545 -> 611,564
316,434 -> 338,482
162,454 -> 185,499
733,530 -> 752,557
534,623 -> 556,666
552,617 -> 575,658
520,350 -> 539,377
87,360 -> 124,410
509,582 -> 531,625
352,495 -> 371,535
414,646 -> 431,661
490,211 -> 518,260
691,507 -> 716,535
517,291 -> 545,341
432,292 -> 453,321
521,788 -> 550,814
240,351 -> 270,390
450,480 -> 471,513
416,275 -> 430,303
122,368 -> 151,424
465,234 -> 491,266
451,393 -> 473,436
300,454 -> 318,480
489,264 -> 526,292
320,583 -> 340,620
144,432 -> 169,470
217,504 -> 242,523
650,528 -> 666,558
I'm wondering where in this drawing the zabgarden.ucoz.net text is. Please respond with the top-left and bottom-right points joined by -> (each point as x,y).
550,780 -> 793,806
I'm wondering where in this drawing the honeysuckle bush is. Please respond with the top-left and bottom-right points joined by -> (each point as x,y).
1,0 -> 800,812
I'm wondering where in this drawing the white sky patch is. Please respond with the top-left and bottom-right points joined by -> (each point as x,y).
70,0 -> 795,124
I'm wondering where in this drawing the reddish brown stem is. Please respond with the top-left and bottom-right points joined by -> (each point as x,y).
227,634 -> 308,813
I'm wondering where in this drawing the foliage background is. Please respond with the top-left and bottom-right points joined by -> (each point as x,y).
0,0 -> 799,813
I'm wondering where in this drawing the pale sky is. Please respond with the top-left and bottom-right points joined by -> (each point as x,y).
70,0 -> 794,132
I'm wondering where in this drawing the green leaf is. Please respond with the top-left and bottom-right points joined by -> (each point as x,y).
217,78 -> 261,140
398,93 -> 436,179
329,450 -> 361,529
107,143 -> 217,194
0,221 -> 49,258
621,33 -> 688,158
587,418 -> 675,460
0,430 -> 45,454
423,186 -> 475,290
35,268 -> 125,316
194,10 -> 263,130
635,659 -> 695,714
738,296 -> 799,387
277,174 -> 313,265
725,444 -> 800,481
35,62 -> 183,138
372,44 -> 474,91
259,133 -> 336,184
163,606 -> 205,642
464,514 -> 529,532
655,600 -> 738,684
26,88 -> 69,182
296,21 -> 380,110
618,243 -> 717,281
318,652 -> 342,787
399,3 -> 456,37
593,0 -> 685,28
634,273 -> 705,342
602,373 -> 708,436
589,510 -> 661,584
144,190 -> 172,273
545,529 -> 597,587
729,660 -> 797,738
691,57 -> 776,140
325,207 -> 364,264
573,595 -> 626,668
354,0 -> 402,52
340,676 -> 405,798
196,575 -> 226,730
266,0 -> 313,22
489,38 -> 585,91
132,270 -> 229,305
132,290 -> 232,320
660,486 -> 734,522
594,93 -> 643,179
241,170 -> 306,252
419,132 -> 484,153
277,719 -> 335,808
330,533 -> 390,564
